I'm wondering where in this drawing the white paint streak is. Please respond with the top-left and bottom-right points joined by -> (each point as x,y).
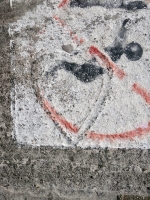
8,27 -> 11,36
10,40 -> 14,49
10,0 -> 12,8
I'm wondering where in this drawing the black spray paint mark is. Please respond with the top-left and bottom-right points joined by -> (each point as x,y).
124,42 -> 143,61
48,61 -> 104,83
70,0 -> 147,10
105,44 -> 124,62
70,0 -> 122,8
105,19 -> 130,61
62,61 -> 104,82
105,19 -> 143,61
124,1 -> 147,10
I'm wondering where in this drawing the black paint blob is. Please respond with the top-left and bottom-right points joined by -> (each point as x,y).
70,0 -> 147,10
105,45 -> 124,62
70,0 -> 88,7
70,0 -> 122,8
124,42 -> 143,61
62,61 -> 104,82
125,1 -> 147,10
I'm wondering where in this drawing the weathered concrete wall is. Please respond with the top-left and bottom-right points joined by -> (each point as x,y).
0,0 -> 150,199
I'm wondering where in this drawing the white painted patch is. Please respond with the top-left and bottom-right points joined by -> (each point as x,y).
10,0 -> 150,148
10,0 -> 12,8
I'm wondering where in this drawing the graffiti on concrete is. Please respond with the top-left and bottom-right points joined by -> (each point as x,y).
124,42 -> 143,61
49,61 -> 104,83
69,0 -> 147,9
10,0 -> 150,148
105,18 -> 143,61
89,46 -> 126,79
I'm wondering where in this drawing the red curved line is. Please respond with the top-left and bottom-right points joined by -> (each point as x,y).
40,94 -> 150,141
89,46 -> 126,79
87,122 -> 150,141
132,83 -> 150,105
43,97 -> 79,133
58,0 -> 70,8
42,97 -> 150,140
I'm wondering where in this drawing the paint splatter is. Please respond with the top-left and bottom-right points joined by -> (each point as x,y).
89,46 -> 126,79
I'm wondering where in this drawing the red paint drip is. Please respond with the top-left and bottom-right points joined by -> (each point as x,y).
53,15 -> 84,45
132,83 -> 150,105
89,46 -> 126,79
58,0 -> 70,8
43,98 -> 79,133
87,122 -> 150,141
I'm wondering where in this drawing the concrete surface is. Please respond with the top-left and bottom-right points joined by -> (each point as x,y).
0,0 -> 150,199
9,0 -> 150,148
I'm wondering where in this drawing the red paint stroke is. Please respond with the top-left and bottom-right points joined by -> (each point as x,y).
132,83 -> 150,105
58,0 -> 70,8
43,97 -> 79,133
89,46 -> 126,79
87,122 -> 150,141
40,92 -> 150,141
53,15 -> 84,45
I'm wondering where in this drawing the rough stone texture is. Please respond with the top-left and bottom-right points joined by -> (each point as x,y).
0,0 -> 150,199
118,196 -> 150,200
